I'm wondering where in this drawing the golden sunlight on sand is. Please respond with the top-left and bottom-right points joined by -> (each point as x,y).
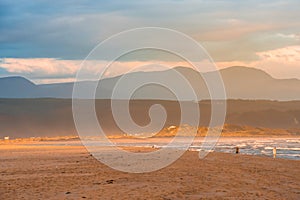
1,140 -> 299,199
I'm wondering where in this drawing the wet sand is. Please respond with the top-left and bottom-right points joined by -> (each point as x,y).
0,142 -> 299,199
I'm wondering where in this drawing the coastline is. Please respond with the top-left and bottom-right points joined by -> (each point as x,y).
1,143 -> 299,199
1,136 -> 299,160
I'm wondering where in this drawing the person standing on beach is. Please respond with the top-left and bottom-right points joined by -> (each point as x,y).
273,147 -> 277,159
235,146 -> 239,154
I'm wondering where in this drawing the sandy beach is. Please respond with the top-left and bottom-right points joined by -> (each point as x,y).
1,141 -> 299,200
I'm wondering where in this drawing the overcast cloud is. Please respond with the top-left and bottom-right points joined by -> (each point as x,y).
0,0 -> 299,82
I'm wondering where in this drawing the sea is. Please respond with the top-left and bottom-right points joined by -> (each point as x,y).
192,137 -> 300,160
23,137 -> 300,160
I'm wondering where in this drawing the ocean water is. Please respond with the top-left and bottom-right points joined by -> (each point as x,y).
211,138 -> 300,160
89,137 -> 300,160
113,137 -> 300,160
23,137 -> 300,160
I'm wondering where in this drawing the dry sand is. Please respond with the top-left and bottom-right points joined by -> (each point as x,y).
0,142 -> 299,200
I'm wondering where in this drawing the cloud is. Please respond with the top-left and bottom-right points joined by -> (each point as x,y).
1,49 -> 299,85
1,44 -> 299,84
203,31 -> 300,62
0,57 -> 220,84
276,33 -> 300,41
257,45 -> 300,62
0,0 -> 300,82
1,0 -> 300,61
0,58 -> 80,78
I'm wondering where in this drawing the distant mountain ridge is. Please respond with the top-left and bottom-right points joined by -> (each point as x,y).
1,66 -> 300,100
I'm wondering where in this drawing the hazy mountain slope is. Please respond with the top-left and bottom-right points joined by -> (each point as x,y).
0,76 -> 39,98
219,66 -> 300,100
0,99 -> 300,138
0,66 -> 300,100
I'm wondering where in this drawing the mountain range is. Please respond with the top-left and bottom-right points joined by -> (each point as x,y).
1,66 -> 300,100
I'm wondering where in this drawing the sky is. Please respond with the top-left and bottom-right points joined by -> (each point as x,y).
0,0 -> 299,83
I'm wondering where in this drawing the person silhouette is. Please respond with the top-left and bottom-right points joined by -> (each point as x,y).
235,146 -> 239,154
273,147 -> 277,159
